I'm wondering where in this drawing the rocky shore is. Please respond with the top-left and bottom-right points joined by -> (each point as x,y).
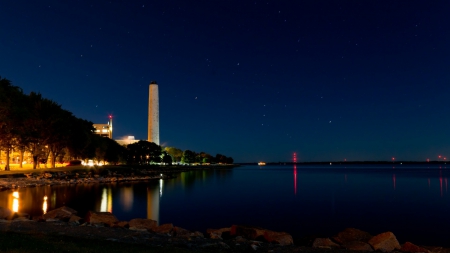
0,165 -> 207,191
0,205 -> 449,253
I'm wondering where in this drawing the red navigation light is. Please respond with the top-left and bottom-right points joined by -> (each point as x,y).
109,115 -> 112,119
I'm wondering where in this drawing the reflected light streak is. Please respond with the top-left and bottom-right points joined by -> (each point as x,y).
159,179 -> 163,197
392,174 -> 396,190
43,196 -> 48,214
147,187 -> 159,223
120,187 -> 134,211
101,189 -> 107,211
446,178 -> 448,193
12,191 -> 19,213
293,165 -> 297,195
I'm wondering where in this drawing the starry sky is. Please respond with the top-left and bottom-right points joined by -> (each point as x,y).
1,1 -> 449,163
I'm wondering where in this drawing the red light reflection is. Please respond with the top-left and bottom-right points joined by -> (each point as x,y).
293,164 -> 297,195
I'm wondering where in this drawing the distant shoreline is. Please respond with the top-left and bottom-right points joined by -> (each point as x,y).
239,161 -> 448,166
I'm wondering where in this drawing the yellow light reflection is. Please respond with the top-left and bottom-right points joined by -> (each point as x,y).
12,191 -> 19,213
43,196 -> 48,214
100,188 -> 113,212
147,186 -> 159,223
120,187 -> 133,211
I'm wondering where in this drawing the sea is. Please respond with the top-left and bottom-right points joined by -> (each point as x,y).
1,164 -> 450,246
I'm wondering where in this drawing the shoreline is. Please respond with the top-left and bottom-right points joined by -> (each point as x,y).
0,206 -> 447,253
0,164 -> 237,191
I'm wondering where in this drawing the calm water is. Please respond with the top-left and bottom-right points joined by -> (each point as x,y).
1,164 -> 450,246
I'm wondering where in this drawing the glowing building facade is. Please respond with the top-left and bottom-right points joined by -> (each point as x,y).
93,116 -> 113,139
148,81 -> 160,145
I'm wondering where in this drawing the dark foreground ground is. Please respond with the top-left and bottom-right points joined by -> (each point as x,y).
0,220 -> 373,253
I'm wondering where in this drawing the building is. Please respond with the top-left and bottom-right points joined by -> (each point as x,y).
93,116 -> 113,139
148,81 -> 160,145
115,136 -> 139,146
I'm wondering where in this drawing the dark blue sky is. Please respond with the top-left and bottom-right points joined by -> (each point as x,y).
1,1 -> 449,162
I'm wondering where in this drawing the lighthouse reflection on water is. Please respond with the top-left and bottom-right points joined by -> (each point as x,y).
98,178 -> 164,222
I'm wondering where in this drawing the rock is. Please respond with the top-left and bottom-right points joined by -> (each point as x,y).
230,225 -> 265,240
263,231 -> 294,246
343,241 -> 374,251
190,231 -> 204,238
368,231 -> 401,252
129,218 -> 157,230
218,241 -> 230,249
68,215 -> 82,224
13,217 -> 30,221
85,211 -> 118,227
0,207 -> 13,219
173,226 -> 191,238
44,173 -> 52,178
400,242 -> 430,253
129,227 -> 148,232
207,227 -> 231,239
312,238 -> 341,249
152,223 -> 173,234
333,228 -> 373,244
114,221 -> 129,228
42,206 -> 77,221
13,212 -> 30,220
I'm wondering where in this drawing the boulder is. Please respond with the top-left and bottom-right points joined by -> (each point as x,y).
333,228 -> 373,244
400,242 -> 430,253
42,206 -> 77,221
152,223 -> 173,234
113,221 -> 129,228
190,231 -> 205,238
207,227 -> 231,239
230,225 -> 266,240
13,212 -> 30,220
68,215 -> 82,224
173,226 -> 191,238
129,218 -> 157,230
0,207 -> 13,219
343,241 -> 374,251
85,211 -> 118,227
13,217 -> 30,221
368,231 -> 401,252
312,238 -> 341,249
263,231 -> 294,246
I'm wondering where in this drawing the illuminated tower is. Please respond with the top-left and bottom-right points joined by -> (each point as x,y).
108,115 -> 113,139
148,81 -> 160,145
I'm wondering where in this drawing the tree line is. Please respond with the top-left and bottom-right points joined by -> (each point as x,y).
0,77 -> 233,170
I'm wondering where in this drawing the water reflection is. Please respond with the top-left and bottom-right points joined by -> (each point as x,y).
0,168 -> 231,224
119,186 -> 134,211
393,174 -> 396,190
12,191 -> 19,212
293,165 -> 297,195
100,188 -> 112,212
43,196 -> 48,214
147,185 -> 159,222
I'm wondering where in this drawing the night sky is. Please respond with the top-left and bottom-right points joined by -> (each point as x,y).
1,1 -> 449,163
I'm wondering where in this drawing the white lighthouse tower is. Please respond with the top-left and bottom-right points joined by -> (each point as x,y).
148,81 -> 160,145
